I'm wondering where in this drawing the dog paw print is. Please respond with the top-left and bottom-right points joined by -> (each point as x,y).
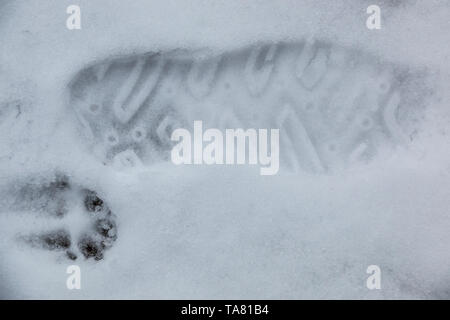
15,174 -> 117,261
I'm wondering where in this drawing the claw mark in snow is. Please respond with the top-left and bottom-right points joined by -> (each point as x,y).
384,91 -> 408,145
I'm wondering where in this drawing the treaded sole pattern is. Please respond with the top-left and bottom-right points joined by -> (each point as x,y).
69,40 -> 427,173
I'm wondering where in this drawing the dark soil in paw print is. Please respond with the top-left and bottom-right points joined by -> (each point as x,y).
84,190 -> 105,213
96,218 -> 117,240
40,229 -> 71,250
27,229 -> 71,251
78,236 -> 104,261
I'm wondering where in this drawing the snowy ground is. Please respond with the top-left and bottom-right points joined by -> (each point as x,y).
0,0 -> 450,299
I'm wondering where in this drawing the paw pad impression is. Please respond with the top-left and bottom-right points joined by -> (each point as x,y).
17,174 -> 117,261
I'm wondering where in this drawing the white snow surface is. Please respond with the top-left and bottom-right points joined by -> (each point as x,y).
0,0 -> 449,299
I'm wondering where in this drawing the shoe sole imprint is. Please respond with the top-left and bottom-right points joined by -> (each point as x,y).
8,173 -> 117,261
68,41 -> 428,173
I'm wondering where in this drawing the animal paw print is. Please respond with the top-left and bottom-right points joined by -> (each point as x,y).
15,174 -> 117,261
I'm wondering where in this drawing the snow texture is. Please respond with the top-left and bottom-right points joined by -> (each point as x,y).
0,0 -> 450,299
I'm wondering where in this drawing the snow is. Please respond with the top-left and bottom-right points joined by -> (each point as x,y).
0,0 -> 449,299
